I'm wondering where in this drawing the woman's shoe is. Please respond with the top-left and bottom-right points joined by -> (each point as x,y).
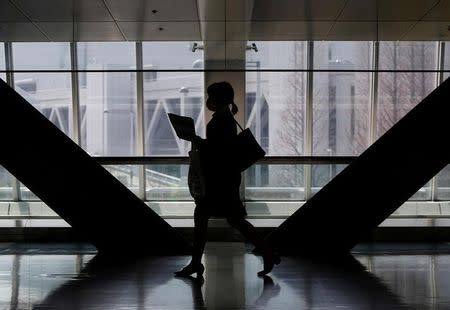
257,254 -> 281,277
174,263 -> 205,278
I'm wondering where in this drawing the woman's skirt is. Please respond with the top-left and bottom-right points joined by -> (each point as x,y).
194,172 -> 246,218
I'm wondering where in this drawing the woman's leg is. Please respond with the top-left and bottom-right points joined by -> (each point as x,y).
226,216 -> 266,251
191,206 -> 209,266
227,216 -> 280,276
175,204 -> 209,276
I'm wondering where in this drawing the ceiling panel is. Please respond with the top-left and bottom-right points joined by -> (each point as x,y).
338,0 -> 377,21
249,21 -> 332,40
403,21 -> 450,40
0,2 -> 28,22
378,0 -> 439,21
11,0 -> 112,21
119,22 -> 201,41
76,22 -> 124,41
106,0 -> 198,21
422,0 -> 450,21
0,22 -> 47,41
36,22 -> 74,41
340,0 -> 441,21
327,21 -> 415,40
251,0 -> 346,21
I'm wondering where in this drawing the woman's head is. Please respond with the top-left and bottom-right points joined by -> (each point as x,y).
206,81 -> 238,115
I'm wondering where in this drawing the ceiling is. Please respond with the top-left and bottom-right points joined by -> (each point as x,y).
0,0 -> 449,42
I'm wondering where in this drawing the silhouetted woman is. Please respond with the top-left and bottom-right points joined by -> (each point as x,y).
175,81 -> 280,278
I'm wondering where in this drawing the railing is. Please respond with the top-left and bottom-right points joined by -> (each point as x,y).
95,156 -> 358,165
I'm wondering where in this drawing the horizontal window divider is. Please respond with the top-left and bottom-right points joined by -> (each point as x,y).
1,69 -> 449,73
1,215 -> 450,221
95,156 -> 357,165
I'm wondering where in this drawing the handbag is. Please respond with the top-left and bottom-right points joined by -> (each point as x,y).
234,119 -> 266,171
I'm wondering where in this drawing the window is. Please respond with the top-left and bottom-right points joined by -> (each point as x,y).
146,164 -> 191,200
246,41 -> 306,70
378,42 -> 438,200
377,42 -> 437,138
313,41 -> 372,156
104,165 -> 139,196
78,42 -> 137,156
246,42 -> 307,156
143,42 -> 204,156
12,43 -> 73,137
0,166 -> 13,200
246,164 -> 304,201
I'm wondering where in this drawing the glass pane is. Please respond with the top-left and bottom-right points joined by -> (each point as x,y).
0,166 -> 13,200
311,164 -> 347,196
0,42 -> 5,82
14,73 -> 73,137
143,77 -> 204,156
379,41 -> 437,70
12,42 -> 71,70
146,165 -> 191,200
143,41 -> 204,70
246,72 -> 306,156
377,42 -> 437,138
20,182 -> 39,201
103,165 -> 139,196
78,43 -> 137,156
311,164 -> 430,200
245,164 -> 304,201
436,165 -> 450,200
314,41 -> 372,70
377,72 -> 436,137
409,181 -> 431,200
246,41 -> 307,70
12,43 -> 73,138
313,42 -> 372,156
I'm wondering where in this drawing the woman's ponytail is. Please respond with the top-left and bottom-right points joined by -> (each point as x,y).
230,102 -> 239,115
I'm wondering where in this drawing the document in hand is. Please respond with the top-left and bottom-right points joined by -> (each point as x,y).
168,113 -> 196,141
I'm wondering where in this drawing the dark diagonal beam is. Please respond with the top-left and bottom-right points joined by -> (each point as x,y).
267,77 -> 450,254
0,79 -> 190,254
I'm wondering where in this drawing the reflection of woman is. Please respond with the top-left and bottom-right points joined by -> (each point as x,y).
175,81 -> 280,277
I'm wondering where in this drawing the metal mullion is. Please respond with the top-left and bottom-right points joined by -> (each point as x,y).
431,41 -> 445,202
136,42 -> 146,200
304,41 -> 314,200
70,42 -> 81,145
369,41 -> 379,145
5,42 -> 20,201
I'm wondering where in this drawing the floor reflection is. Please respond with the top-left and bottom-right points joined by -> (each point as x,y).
1,243 -> 450,309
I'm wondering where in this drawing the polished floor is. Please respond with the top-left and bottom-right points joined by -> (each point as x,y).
0,243 -> 450,309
